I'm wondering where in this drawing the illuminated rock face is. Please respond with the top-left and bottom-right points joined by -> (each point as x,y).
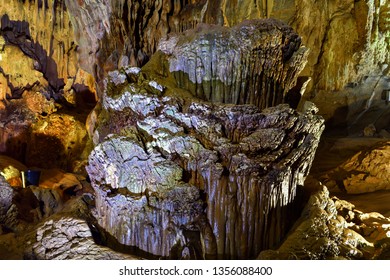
0,96 -> 88,170
0,2 -> 78,96
259,185 -> 390,260
158,19 -> 308,109
26,207 -> 140,260
325,142 -> 390,194
86,21 -> 324,258
0,0 -> 388,170
63,0 -> 389,94
0,1 -> 92,171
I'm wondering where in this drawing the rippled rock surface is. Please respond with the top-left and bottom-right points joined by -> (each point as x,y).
158,19 -> 308,109
87,57 -> 324,259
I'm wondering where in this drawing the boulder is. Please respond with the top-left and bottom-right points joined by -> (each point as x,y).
257,185 -> 390,260
341,142 -> 389,194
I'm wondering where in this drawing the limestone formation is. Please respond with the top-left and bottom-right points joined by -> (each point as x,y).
0,2 -> 78,94
87,43 -> 324,258
258,185 -> 390,260
0,175 -> 19,230
157,19 -> 308,109
329,141 -> 390,194
0,1 -> 95,171
0,0 -> 387,166
1,0 -> 388,262
0,172 -> 138,260
0,96 -> 88,170
27,213 -> 140,260
61,0 -> 390,94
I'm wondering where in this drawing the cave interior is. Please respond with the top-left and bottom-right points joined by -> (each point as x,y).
0,0 -> 389,260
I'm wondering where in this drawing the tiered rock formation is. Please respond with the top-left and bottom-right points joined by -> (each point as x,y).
0,0 -> 388,169
86,20 -> 324,259
157,19 -> 308,109
87,69 -> 324,259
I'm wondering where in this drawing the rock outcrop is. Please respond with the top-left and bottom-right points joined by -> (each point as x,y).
323,141 -> 390,194
0,2 -> 79,97
0,1 -> 94,171
258,185 -> 390,260
0,175 -> 19,231
0,172 -> 138,260
0,95 -> 88,170
1,0 -> 388,171
86,20 -> 324,258
24,198 -> 140,260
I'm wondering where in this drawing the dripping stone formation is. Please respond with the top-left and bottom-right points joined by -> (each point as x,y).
86,19 -> 324,259
1,0 -> 389,261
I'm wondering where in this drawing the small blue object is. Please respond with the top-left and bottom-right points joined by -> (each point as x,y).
26,170 -> 41,186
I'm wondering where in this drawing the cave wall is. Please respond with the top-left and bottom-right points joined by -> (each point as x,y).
0,0 -> 92,170
61,0 -> 390,96
0,0 -> 77,96
1,0 -> 388,104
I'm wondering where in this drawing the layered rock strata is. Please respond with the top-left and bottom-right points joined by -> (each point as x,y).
87,57 -> 324,259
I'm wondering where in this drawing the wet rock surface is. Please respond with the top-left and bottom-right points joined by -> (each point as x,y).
312,139 -> 390,195
332,141 -> 390,194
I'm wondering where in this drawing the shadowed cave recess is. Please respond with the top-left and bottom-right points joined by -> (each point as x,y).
0,0 -> 389,260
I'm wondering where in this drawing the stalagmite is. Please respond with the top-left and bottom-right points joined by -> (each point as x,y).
158,19 -> 308,110
87,20 -> 324,258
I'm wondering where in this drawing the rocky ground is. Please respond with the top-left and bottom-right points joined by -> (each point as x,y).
0,168 -> 142,260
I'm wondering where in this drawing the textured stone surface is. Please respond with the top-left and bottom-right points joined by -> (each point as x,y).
59,0 -> 390,94
327,141 -> 390,194
258,185 -> 390,260
0,1 -> 78,94
0,175 -> 18,230
0,174 -> 139,260
87,59 -> 324,259
157,19 -> 308,109
1,0 -> 388,110
0,1 -> 93,171
28,215 -> 138,260
0,97 -> 88,170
